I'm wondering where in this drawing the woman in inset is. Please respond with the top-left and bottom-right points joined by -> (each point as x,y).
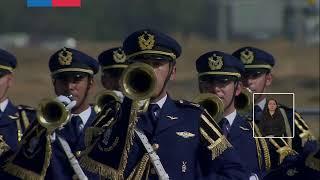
259,98 -> 286,137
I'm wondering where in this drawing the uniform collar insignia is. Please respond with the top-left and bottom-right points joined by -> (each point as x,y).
9,115 -> 19,120
58,47 -> 73,66
176,131 -> 195,138
239,126 -> 250,131
190,102 -> 200,108
166,115 -> 178,120
208,54 -> 223,70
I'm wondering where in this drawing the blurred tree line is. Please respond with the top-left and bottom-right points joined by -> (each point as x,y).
0,0 -> 219,41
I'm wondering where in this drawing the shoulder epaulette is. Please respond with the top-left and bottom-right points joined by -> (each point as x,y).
199,110 -> 232,160
16,105 -> 36,136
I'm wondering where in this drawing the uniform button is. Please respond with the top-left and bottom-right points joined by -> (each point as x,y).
75,151 -> 81,157
150,168 -> 156,174
152,143 -> 159,150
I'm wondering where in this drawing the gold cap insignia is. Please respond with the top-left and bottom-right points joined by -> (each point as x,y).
58,48 -> 73,66
208,54 -> 223,70
240,49 -> 254,64
113,48 -> 126,63
138,31 -> 155,50
176,131 -> 195,138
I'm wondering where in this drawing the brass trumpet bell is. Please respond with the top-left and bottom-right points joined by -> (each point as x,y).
235,88 -> 253,115
193,93 -> 224,122
120,62 -> 156,101
36,98 -> 70,131
94,90 -> 121,113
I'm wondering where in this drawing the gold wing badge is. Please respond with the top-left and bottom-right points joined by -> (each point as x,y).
208,54 -> 223,70
166,115 -> 178,120
176,131 -> 195,139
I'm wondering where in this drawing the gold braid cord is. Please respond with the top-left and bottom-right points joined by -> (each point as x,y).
268,138 -> 298,164
80,101 -> 140,179
253,122 -> 271,171
294,112 -> 315,146
3,135 -> 52,180
127,153 -> 150,180
0,135 -> 10,156
200,111 -> 232,160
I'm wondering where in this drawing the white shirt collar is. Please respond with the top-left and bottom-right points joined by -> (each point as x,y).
72,106 -> 91,125
224,110 -> 237,126
153,94 -> 167,109
0,99 -> 9,112
256,98 -> 266,110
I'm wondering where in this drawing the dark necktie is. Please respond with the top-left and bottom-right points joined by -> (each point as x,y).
148,104 -> 160,132
219,118 -> 230,136
254,105 -> 262,114
70,115 -> 83,137
254,105 -> 263,122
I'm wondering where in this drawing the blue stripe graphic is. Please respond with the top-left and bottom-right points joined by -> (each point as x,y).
27,0 -> 52,7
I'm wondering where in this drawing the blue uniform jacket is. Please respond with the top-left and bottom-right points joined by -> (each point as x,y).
0,100 -> 36,155
45,107 -> 98,180
123,96 -> 248,180
224,113 -> 263,178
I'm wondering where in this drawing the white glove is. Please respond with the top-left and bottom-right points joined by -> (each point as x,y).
55,95 -> 77,111
112,90 -> 124,103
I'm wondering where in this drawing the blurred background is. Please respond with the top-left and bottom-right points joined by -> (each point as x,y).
0,0 -> 319,137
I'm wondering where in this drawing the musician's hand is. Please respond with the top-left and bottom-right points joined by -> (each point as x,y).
56,95 -> 77,110
112,90 -> 124,103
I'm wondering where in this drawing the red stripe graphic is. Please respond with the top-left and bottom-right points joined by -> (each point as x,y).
52,0 -> 81,7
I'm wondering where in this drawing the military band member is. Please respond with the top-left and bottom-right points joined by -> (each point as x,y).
98,47 -> 128,91
0,49 -> 36,158
196,51 -> 263,179
232,46 -> 319,179
80,29 -> 248,180
44,47 -> 100,180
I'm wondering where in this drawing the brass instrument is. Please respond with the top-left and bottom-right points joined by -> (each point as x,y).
94,90 -> 121,113
234,88 -> 253,116
193,93 -> 224,122
120,62 -> 157,112
36,98 -> 71,132
121,62 -> 156,101
79,63 -> 158,179
2,98 -> 71,179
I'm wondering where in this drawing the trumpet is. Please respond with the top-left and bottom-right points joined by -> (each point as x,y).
234,88 -> 253,116
193,93 -> 224,122
94,90 -> 122,113
120,62 -> 157,112
36,98 -> 71,132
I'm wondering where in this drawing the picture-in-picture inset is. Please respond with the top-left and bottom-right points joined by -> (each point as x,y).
253,93 -> 294,138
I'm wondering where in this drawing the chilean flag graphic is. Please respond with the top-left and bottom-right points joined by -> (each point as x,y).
27,0 -> 81,7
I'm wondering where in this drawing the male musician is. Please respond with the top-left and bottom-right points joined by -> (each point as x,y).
232,46 -> 319,179
80,29 -> 248,179
98,47 -> 128,91
44,47 -> 100,180
0,49 -> 35,157
196,51 -> 263,179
